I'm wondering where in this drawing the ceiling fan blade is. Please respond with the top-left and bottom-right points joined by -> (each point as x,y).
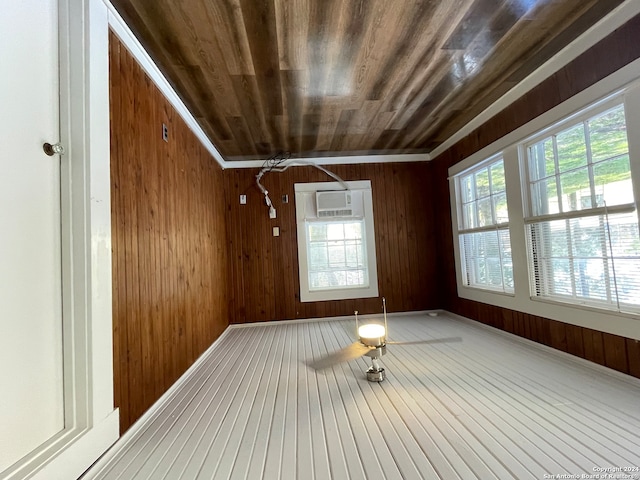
307,341 -> 372,370
387,336 -> 463,346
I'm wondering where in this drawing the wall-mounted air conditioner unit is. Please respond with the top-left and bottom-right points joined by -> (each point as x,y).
316,190 -> 353,217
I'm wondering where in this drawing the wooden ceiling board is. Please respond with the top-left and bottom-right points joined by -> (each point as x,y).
110,0 -> 625,161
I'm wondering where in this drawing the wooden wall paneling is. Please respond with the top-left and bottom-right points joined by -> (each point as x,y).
530,315 -> 543,345
160,95 -> 174,392
405,164 -> 436,309
121,43 -> 143,430
548,320 -> 567,353
137,70 -> 156,410
249,170 -> 260,321
602,333 -> 629,374
244,181 -> 258,323
415,166 -> 434,307
398,166 -> 419,308
510,310 -> 520,336
565,324 -> 585,358
374,164 -> 396,312
151,72 -> 167,403
159,98 -> 174,396
224,162 -> 437,324
176,110 -> 188,376
283,196 -> 298,319
186,123 -> 199,365
501,309 -> 513,334
224,171 -> 236,321
584,330 -> 606,366
183,110 -> 197,370
539,316 -> 553,347
149,87 -> 163,402
255,172 -> 267,319
627,339 -> 640,378
520,307 -> 531,338
432,158 -> 457,306
372,163 -> 393,305
225,170 -> 243,323
154,100 -> 167,392
521,310 -> 531,339
110,32 -> 230,432
191,112 -> 206,356
389,167 -> 411,307
249,181 -> 265,322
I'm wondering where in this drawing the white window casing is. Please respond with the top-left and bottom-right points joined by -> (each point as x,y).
295,180 -> 379,302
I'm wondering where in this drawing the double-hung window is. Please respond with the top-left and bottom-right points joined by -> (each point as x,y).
295,180 -> 379,302
449,70 -> 640,338
523,103 -> 640,313
456,156 -> 513,293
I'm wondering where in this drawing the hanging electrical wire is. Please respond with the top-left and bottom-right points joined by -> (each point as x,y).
255,152 -> 349,219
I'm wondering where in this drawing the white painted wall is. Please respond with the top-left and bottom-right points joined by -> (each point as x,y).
0,0 -> 65,471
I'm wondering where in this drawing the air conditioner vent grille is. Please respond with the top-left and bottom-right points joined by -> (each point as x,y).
318,209 -> 353,218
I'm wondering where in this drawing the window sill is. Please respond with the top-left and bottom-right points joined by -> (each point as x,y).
300,284 -> 379,303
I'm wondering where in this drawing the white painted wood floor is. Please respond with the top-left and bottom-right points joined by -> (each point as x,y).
84,312 -> 640,480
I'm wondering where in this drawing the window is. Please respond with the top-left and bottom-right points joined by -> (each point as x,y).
455,157 -> 514,293
449,68 -> 640,340
295,181 -> 378,302
524,103 -> 640,313
306,220 -> 368,289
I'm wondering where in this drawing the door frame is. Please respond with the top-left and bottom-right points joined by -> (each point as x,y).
3,0 -> 119,478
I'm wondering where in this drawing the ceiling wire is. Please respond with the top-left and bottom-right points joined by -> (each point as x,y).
255,152 -> 349,218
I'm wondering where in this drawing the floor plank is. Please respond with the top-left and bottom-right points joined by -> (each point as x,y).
85,312 -> 640,479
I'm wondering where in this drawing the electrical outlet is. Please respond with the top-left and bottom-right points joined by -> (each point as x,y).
269,206 -> 277,219
282,194 -> 289,204
162,123 -> 169,142
240,194 -> 247,204
273,226 -> 280,237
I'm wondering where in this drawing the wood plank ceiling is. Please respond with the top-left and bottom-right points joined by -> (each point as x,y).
110,0 -> 624,161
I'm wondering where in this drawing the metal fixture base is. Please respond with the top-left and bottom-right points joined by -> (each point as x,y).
366,367 -> 385,382
365,344 -> 386,358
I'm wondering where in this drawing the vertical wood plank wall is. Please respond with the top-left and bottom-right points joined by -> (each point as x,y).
109,31 -> 230,432
431,14 -> 640,379
224,162 -> 438,324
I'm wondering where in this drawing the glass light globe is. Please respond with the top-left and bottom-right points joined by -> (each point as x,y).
358,323 -> 386,346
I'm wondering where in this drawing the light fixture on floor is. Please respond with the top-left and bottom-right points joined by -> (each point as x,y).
307,298 -> 462,382
355,299 -> 389,382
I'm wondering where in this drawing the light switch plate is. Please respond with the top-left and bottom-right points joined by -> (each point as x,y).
240,194 -> 247,204
273,226 -> 280,237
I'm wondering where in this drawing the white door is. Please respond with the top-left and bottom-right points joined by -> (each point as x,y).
0,0 -> 65,472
